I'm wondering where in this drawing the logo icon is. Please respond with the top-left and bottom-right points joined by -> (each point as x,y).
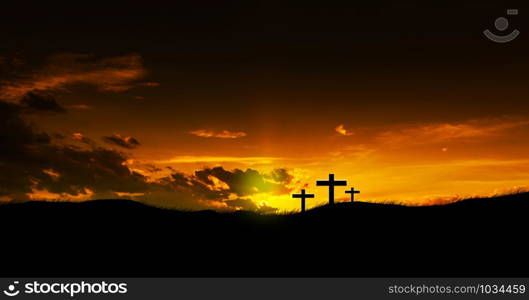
3,282 -> 20,297
484,9 -> 520,43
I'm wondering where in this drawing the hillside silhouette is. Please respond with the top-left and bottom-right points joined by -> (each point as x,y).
1,193 -> 528,277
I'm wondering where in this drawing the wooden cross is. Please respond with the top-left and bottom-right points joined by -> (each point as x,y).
316,173 -> 347,205
292,189 -> 315,212
345,187 -> 360,202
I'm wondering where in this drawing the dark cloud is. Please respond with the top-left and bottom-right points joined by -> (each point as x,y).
0,101 -> 51,155
71,132 -> 95,146
0,53 -> 146,101
102,134 -> 141,149
0,100 -> 290,211
159,171 -> 231,202
0,100 -> 147,200
67,104 -> 92,110
139,82 -> 160,87
194,167 -> 292,197
225,198 -> 259,211
140,167 -> 294,211
34,146 -> 149,196
52,133 -> 66,140
0,101 -> 51,198
266,168 -> 294,185
143,164 -> 162,173
19,92 -> 66,113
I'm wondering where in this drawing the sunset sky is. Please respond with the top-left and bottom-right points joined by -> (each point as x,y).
2,1 -> 529,211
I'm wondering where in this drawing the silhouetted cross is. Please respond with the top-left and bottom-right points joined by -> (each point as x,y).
292,189 -> 315,212
345,187 -> 360,202
316,174 -> 347,205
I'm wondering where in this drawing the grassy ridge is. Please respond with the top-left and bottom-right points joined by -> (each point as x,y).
1,192 -> 528,277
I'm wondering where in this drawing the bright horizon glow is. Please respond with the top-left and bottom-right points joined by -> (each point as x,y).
20,117 -> 529,212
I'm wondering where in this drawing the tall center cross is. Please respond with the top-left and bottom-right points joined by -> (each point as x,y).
316,174 -> 347,205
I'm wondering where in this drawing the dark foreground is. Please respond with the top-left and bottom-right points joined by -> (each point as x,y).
1,193 -> 528,277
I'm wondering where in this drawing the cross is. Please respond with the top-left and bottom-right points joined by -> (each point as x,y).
292,189 -> 315,212
316,173 -> 347,205
345,187 -> 360,202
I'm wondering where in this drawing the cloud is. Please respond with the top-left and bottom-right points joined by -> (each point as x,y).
0,101 -> 292,211
193,167 -> 294,197
19,92 -> 66,113
67,104 -> 92,110
222,198 -> 280,213
155,156 -> 279,165
114,192 -> 145,198
224,198 -> 259,211
71,132 -> 94,145
265,168 -> 294,185
0,100 -> 149,200
42,169 -> 61,180
139,82 -> 160,87
102,134 -> 141,149
163,167 -> 292,204
393,158 -> 529,170
146,167 -> 295,211
0,53 -> 147,101
189,129 -> 247,139
335,124 -> 354,136
377,119 -> 529,146
27,187 -> 95,202
329,144 -> 375,159
255,203 -> 279,214
0,95 -> 298,211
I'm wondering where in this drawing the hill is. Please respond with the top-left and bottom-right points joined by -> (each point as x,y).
1,193 -> 528,277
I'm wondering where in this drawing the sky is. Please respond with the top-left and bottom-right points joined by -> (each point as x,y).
2,1 -> 529,211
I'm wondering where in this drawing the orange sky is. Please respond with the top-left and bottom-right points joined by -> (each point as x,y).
2,3 -> 529,211
137,117 -> 529,210
25,97 -> 529,211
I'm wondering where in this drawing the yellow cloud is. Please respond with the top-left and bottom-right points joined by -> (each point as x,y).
205,175 -> 230,191
42,169 -> 61,180
335,124 -> 354,136
27,187 -> 94,202
156,156 -> 279,164
115,192 -> 145,198
189,129 -> 247,139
